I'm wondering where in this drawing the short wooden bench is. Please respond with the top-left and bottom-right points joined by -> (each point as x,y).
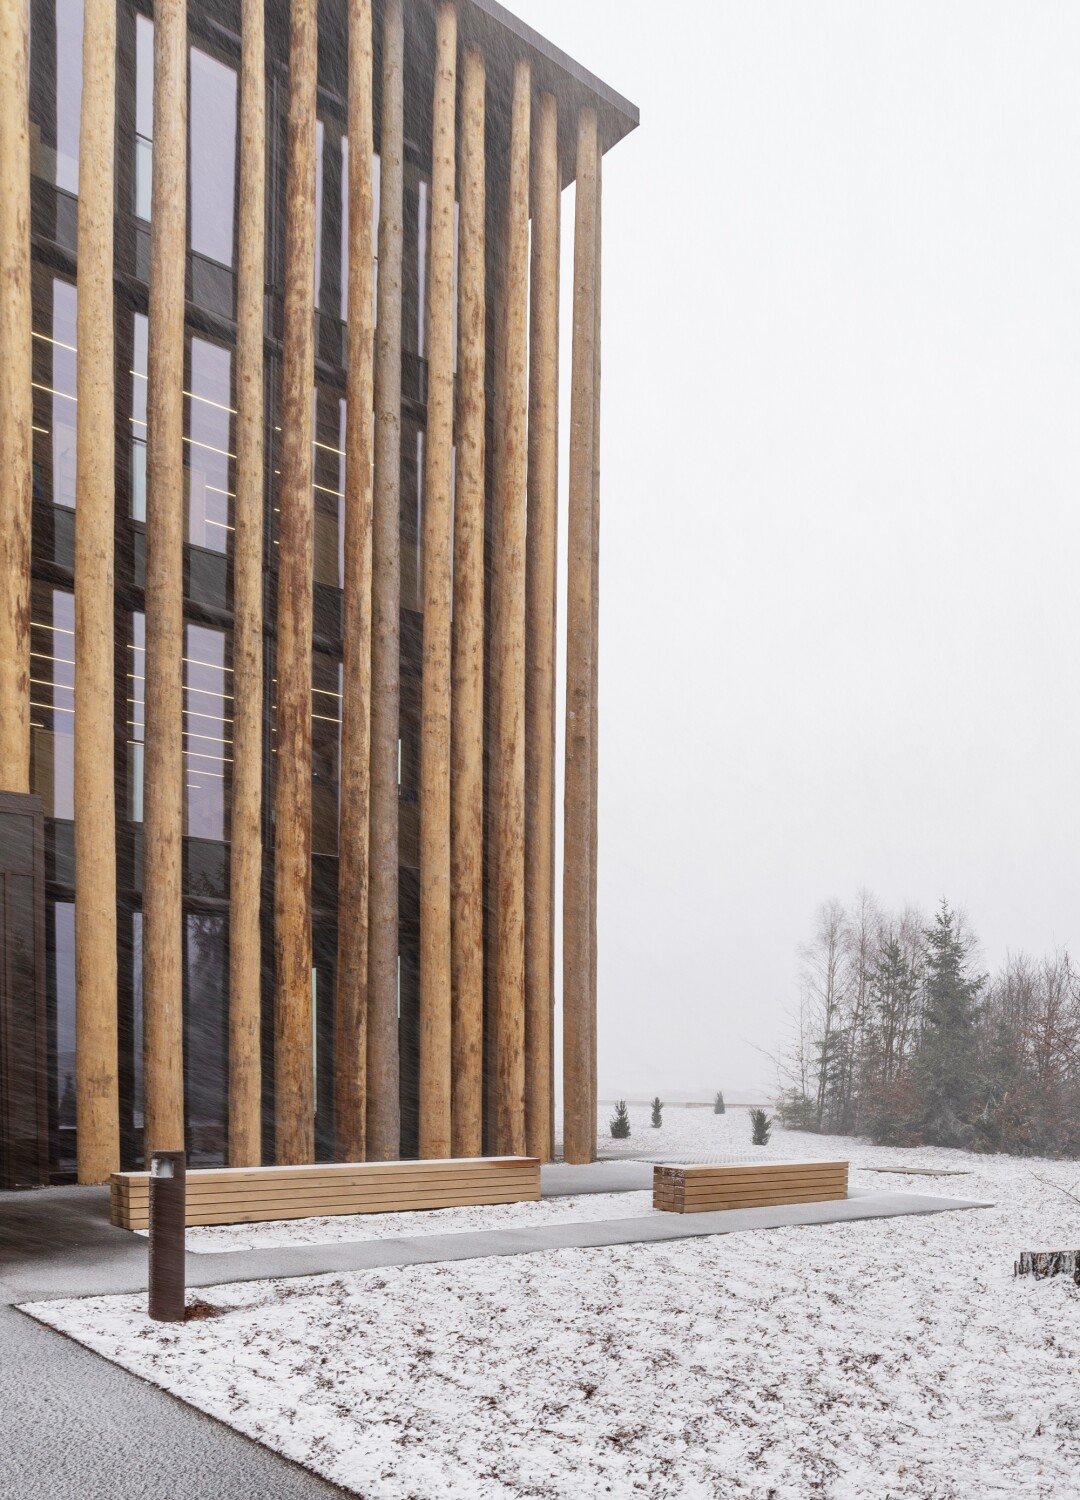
109,1155 -> 541,1231
653,1160 -> 848,1214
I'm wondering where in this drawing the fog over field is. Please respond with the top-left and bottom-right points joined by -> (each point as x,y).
514,0 -> 1080,1099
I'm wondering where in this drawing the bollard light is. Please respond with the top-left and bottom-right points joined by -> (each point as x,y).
148,1149 -> 186,1322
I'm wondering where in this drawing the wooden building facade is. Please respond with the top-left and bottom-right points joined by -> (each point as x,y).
0,0 -> 636,1187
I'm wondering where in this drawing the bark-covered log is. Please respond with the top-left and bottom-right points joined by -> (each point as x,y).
1015,1250 -> 1080,1283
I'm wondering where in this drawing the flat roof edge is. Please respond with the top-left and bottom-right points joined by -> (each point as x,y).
465,0 -> 640,144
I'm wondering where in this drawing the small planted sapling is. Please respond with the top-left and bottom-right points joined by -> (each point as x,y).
609,1100 -> 631,1139
750,1108 -> 772,1146
713,1090 -> 725,1115
651,1096 -> 663,1128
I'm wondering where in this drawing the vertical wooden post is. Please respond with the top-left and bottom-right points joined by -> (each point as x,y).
143,0 -> 187,1157
274,0 -> 317,1166
367,0 -> 404,1160
589,150 -> 602,1159
562,108 -> 598,1166
450,44 -> 485,1160
493,57 -> 529,1157
418,0 -> 456,1160
335,0 -> 375,1163
0,0 -> 32,794
74,0 -> 119,1184
228,0 -> 266,1167
524,90 -> 559,1162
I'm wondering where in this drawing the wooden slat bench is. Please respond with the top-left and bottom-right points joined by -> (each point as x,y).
653,1160 -> 848,1214
109,1156 -> 541,1231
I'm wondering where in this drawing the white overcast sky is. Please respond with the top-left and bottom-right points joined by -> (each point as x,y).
509,0 -> 1080,1101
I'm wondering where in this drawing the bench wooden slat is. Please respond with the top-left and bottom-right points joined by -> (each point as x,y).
653,1160 -> 848,1214
109,1156 -> 541,1230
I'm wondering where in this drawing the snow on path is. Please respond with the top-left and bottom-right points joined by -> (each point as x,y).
23,1109 -> 1080,1497
154,1189 -> 656,1254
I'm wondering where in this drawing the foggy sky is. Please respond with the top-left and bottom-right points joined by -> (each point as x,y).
511,0 -> 1080,1101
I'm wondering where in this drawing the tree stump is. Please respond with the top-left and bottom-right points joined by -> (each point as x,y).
1015,1250 -> 1080,1284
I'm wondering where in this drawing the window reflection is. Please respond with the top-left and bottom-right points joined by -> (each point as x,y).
312,650 -> 342,855
29,0 -> 83,194
31,272 -> 78,510
313,388 -> 345,589
185,623 -> 232,840
126,612 -> 144,823
51,900 -> 76,1173
135,13 -> 153,220
190,47 -> 237,267
130,313 -> 148,522
186,336 -> 234,551
269,647 -> 342,857
185,912 -> 228,1165
30,584 -> 75,819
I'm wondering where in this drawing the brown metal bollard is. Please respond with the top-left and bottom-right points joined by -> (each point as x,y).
148,1150 -> 186,1321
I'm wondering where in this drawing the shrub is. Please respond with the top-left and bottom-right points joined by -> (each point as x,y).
750,1107 -> 772,1146
775,1088 -> 817,1132
713,1090 -> 725,1115
650,1096 -> 663,1128
609,1100 -> 631,1139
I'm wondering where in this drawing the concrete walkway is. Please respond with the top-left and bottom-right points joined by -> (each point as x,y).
1,1164 -> 990,1498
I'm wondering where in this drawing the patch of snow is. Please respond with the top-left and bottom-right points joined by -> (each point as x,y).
23,1109 -> 1080,1497
147,1190 -> 655,1254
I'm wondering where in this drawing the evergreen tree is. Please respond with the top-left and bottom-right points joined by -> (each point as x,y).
609,1100 -> 631,1139
650,1096 -> 663,1127
913,901 -> 984,1147
750,1108 -> 771,1145
713,1090 -> 725,1115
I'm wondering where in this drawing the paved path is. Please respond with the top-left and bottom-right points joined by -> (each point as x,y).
2,1164 -> 990,1498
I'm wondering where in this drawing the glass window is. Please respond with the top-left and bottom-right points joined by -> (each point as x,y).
189,47 -> 237,267
130,313 -> 148,522
130,910 -> 144,1134
30,584 -> 75,819
135,13 -> 153,220
184,623 -> 232,840
186,336 -> 234,552
51,900 -> 76,1173
312,388 -> 345,589
400,418 -> 423,612
32,272 -> 78,509
126,612 -> 144,823
311,650 -> 342,856
185,912 -> 227,1165
29,0 -> 83,195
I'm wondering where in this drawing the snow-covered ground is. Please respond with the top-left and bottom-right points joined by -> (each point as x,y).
24,1107 -> 1080,1498
155,1189 -> 655,1254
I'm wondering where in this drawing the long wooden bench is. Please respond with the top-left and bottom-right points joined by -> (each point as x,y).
653,1160 -> 848,1214
109,1156 -> 541,1231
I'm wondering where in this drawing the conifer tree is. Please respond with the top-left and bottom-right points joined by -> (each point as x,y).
913,901 -> 984,1147
750,1108 -> 771,1145
609,1100 -> 631,1139
650,1096 -> 663,1128
713,1090 -> 725,1115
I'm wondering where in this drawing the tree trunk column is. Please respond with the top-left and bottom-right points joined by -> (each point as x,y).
524,89 -> 559,1162
367,0 -> 404,1160
143,0 -> 187,1157
418,0 -> 456,1160
274,0 -> 318,1166
589,149 -> 602,1160
228,0 -> 266,1169
335,0 -> 375,1163
451,45 -> 486,1160
74,0 -> 119,1184
562,108 -> 598,1166
0,0 -> 32,795
493,57 -> 530,1158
